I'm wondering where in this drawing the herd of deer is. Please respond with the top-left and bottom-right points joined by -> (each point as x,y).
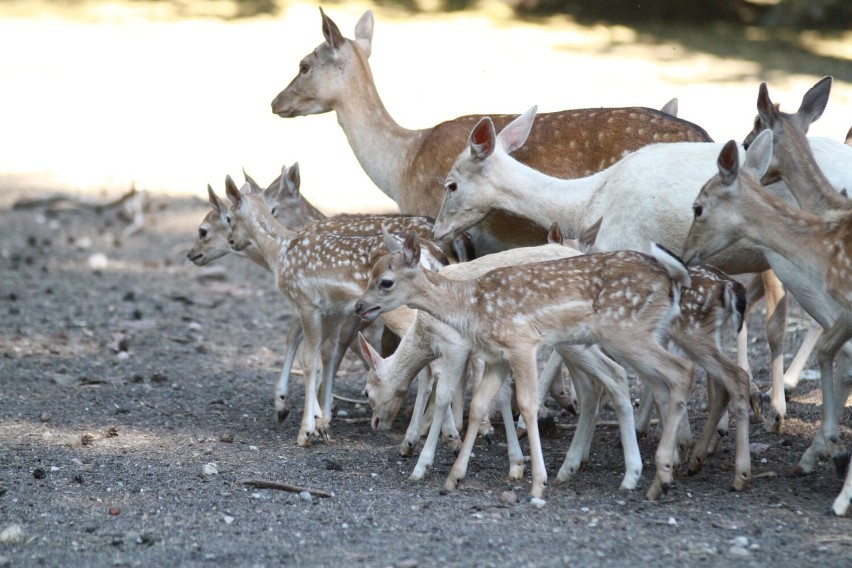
185,8 -> 852,515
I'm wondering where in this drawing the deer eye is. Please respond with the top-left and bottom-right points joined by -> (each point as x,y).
379,278 -> 394,290
445,180 -> 458,192
199,228 -> 208,239
299,62 -> 309,75
225,215 -> 232,226
362,389 -> 369,398
693,205 -> 704,219
270,206 -> 278,217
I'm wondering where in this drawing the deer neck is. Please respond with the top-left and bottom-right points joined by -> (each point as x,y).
774,121 -> 846,214
243,204 -> 297,272
741,184 -> 827,275
493,163 -> 601,239
334,57 -> 423,204
405,270 -> 477,338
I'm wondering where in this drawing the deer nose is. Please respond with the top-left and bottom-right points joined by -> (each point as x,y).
353,301 -> 365,315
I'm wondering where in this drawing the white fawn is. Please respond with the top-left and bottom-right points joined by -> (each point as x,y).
681,130 -> 852,515
354,232 -> 699,500
271,8 -> 711,255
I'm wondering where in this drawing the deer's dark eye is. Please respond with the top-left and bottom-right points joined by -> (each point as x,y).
270,207 -> 278,217
299,62 -> 309,75
363,389 -> 369,398
225,215 -> 232,226
199,228 -> 208,239
693,205 -> 704,219
380,279 -> 393,289
445,180 -> 458,192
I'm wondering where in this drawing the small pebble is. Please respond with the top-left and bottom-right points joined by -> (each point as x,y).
529,497 -> 546,509
500,491 -> 518,505
299,491 -> 313,503
33,468 -> 46,479
223,515 -> 234,525
0,525 -> 24,544
202,463 -> 218,476
668,517 -> 678,526
728,546 -> 751,558
730,536 -> 749,547
88,253 -> 109,270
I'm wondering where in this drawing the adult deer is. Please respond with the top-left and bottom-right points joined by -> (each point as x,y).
681,131 -> 852,514
270,8 -> 711,255
434,104 -> 852,432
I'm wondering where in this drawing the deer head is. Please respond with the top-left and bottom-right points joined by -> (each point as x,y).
271,9 -> 374,117
354,232 -> 424,322
224,175 -> 262,253
357,332 -> 408,431
186,185 -> 232,266
433,106 -> 538,241
682,130 -> 774,266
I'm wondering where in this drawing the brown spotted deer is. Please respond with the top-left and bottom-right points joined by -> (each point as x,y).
354,233 -> 703,501
270,8 -> 711,255
222,177 -> 449,445
681,130 -> 852,514
435,105 -> 852,433
357,234 -> 643,491
188,168 -> 448,427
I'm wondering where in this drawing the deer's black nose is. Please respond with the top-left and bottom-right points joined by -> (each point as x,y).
354,301 -> 365,315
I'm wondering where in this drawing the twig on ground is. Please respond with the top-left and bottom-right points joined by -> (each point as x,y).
237,479 -> 334,498
557,419 -> 659,431
333,394 -> 369,405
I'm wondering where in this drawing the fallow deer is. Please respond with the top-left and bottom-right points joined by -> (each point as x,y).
681,130 -> 852,514
354,233 -> 701,500
270,8 -> 711,255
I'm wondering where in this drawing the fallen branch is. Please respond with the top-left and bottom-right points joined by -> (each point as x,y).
333,394 -> 368,405
237,479 -> 334,498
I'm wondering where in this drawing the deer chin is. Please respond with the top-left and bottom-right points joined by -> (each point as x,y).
357,305 -> 383,323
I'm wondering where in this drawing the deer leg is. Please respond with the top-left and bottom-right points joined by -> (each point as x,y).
554,368 -> 599,484
763,270 -> 788,433
783,321 -> 822,393
275,322 -> 303,423
318,314 -> 363,423
510,350 -> 548,498
495,382 -> 526,481
445,362 -> 506,492
410,346 -> 470,481
465,356 -> 495,442
634,381 -> 655,438
559,344 -> 642,491
705,378 -> 728,456
832,454 -> 852,516
551,367 -> 578,414
401,366 -> 435,456
816,318 -> 852,454
296,313 -> 324,447
518,349 -> 561,439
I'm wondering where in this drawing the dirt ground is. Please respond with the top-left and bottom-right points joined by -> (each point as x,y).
3,1 -> 852,567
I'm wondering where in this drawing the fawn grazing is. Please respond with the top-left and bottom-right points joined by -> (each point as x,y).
271,8 -> 711,254
355,231 -> 702,500
222,176 -> 448,445
681,130 -> 852,515
435,102 -> 852,433
357,231 -> 643,491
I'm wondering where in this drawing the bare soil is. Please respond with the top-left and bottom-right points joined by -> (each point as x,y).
1,188 -> 852,568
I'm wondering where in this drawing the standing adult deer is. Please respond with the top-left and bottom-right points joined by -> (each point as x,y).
681,131 -> 852,515
270,8 -> 711,255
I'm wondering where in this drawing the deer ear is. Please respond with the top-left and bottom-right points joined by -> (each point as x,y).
358,332 -> 383,372
743,129 -> 773,180
283,162 -> 301,197
660,97 -> 678,117
402,233 -> 421,268
354,10 -> 373,58
498,106 -> 537,154
320,7 -> 345,50
717,140 -> 740,187
579,217 -> 603,252
382,224 -> 403,254
207,184 -> 223,214
547,222 -> 563,245
469,117 -> 497,161
224,175 -> 242,206
755,83 -> 778,130
795,75 -> 831,132
242,167 -> 261,193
